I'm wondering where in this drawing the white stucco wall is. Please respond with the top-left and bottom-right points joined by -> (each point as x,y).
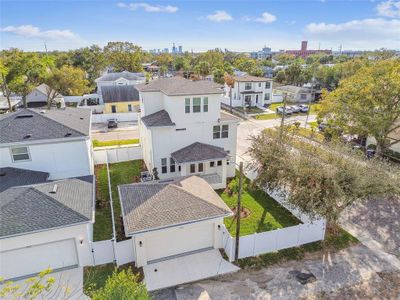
0,138 -> 93,179
228,80 -> 273,107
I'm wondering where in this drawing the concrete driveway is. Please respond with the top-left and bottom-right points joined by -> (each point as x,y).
91,121 -> 139,141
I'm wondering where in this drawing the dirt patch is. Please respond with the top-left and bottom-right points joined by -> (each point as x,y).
231,206 -> 251,219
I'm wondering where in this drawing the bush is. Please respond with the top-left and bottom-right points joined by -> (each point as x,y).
90,268 -> 149,300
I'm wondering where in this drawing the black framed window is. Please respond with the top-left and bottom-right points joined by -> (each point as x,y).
265,82 -> 271,89
217,160 -> 222,166
213,125 -> 221,139
190,164 -> 196,173
161,158 -> 167,174
198,163 -> 204,172
221,125 -> 229,138
170,158 -> 176,173
210,161 -> 215,167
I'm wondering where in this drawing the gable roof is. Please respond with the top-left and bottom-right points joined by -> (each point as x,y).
96,71 -> 145,82
141,110 -> 175,127
101,85 -> 140,103
33,83 -> 63,98
171,142 -> 228,164
0,176 -> 94,238
233,75 -> 270,82
274,85 -> 314,94
0,108 -> 91,143
136,77 -> 223,96
0,167 -> 49,193
119,176 -> 232,235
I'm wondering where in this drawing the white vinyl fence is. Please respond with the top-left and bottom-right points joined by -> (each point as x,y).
91,112 -> 138,123
116,239 -> 136,266
91,240 -> 115,265
93,145 -> 143,165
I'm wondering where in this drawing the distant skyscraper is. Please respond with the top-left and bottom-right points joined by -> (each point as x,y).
172,43 -> 177,54
178,45 -> 182,53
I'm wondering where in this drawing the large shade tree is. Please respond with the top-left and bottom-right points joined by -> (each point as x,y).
103,42 -> 144,73
249,127 -> 400,225
319,59 -> 400,155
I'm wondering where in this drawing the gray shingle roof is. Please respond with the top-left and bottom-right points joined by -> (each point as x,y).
233,75 -> 270,82
136,77 -> 223,96
96,71 -> 145,82
101,85 -> 140,103
0,176 -> 94,238
0,167 -> 49,193
34,83 -> 63,98
119,176 -> 232,235
0,108 -> 91,143
171,142 -> 228,164
141,110 -> 175,127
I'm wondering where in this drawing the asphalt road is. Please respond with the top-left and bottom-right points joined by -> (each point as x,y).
91,121 -> 139,141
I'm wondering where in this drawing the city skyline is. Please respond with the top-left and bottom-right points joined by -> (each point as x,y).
1,0 -> 400,52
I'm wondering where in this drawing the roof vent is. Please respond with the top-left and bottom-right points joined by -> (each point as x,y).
24,134 -> 32,139
50,184 -> 58,194
80,117 -> 84,120
65,132 -> 72,137
16,114 -> 33,119
0,171 -> 6,177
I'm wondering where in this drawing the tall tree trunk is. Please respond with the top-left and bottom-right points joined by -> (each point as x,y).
1,73 -> 12,112
23,95 -> 27,108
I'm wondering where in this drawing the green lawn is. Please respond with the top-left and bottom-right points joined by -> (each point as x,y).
93,160 -> 143,241
219,176 -> 300,237
291,127 -> 325,142
92,139 -> 140,148
254,113 -> 280,120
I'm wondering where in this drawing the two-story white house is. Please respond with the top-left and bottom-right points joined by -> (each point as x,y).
224,75 -> 273,108
137,77 -> 239,189
0,107 -> 93,179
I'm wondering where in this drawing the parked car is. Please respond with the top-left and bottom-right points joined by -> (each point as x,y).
107,119 -> 118,129
290,105 -> 301,113
318,122 -> 328,132
276,106 -> 292,115
299,104 -> 309,113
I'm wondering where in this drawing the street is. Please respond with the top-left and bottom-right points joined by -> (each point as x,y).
91,121 -> 139,141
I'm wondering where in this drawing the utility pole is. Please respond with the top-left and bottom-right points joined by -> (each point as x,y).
305,76 -> 314,128
235,161 -> 244,261
279,92 -> 288,141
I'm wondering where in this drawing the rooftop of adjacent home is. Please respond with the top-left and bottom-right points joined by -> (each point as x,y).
233,75 -> 271,82
96,71 -> 146,82
118,176 -> 232,235
101,85 -> 140,103
0,167 -> 94,238
136,76 -> 224,96
0,108 -> 91,143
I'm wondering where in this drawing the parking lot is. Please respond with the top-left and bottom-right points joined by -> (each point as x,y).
91,121 -> 139,141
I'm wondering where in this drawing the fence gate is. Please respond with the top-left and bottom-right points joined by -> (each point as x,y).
116,239 -> 135,266
91,240 -> 115,266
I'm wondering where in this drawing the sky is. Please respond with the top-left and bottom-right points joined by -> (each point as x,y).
1,0 -> 400,52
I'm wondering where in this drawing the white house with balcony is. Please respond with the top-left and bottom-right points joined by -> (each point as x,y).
223,75 -> 273,108
137,77 -> 239,189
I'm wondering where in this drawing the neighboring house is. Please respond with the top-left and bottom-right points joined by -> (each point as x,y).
118,175 -> 232,267
101,85 -> 140,114
0,108 -> 93,179
273,85 -> 320,103
95,71 -> 146,95
366,120 -> 400,154
26,83 -> 64,108
224,75 -> 273,108
0,167 -> 94,286
137,76 -> 239,189
0,97 -> 21,112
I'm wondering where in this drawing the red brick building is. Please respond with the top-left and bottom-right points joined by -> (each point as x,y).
285,41 -> 332,58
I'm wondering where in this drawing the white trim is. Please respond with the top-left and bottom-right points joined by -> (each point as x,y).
0,136 -> 88,148
9,146 -> 31,163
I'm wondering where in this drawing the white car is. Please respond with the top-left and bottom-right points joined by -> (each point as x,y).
290,105 -> 301,113
299,105 -> 309,113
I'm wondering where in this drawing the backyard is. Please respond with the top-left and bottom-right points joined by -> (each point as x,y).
92,138 -> 140,148
93,160 -> 144,241
218,175 -> 300,237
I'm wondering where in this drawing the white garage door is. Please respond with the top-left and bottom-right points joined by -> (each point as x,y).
0,239 -> 78,280
145,222 -> 214,262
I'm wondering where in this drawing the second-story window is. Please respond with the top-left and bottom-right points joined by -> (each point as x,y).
265,81 -> 271,89
203,97 -> 208,112
245,82 -> 252,90
193,97 -> 201,113
170,158 -> 176,173
264,93 -> 270,101
185,98 -> 190,113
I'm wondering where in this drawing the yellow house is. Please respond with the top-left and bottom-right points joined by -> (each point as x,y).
101,85 -> 140,113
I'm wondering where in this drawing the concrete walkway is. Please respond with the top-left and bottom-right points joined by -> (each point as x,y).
153,245 -> 400,300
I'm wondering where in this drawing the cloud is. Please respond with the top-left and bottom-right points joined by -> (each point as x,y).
0,25 -> 77,40
305,18 -> 400,48
376,0 -> 400,17
117,2 -> 178,13
255,12 -> 277,24
206,10 -> 233,22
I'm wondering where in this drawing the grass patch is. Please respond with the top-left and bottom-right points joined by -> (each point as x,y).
219,176 -> 300,236
84,263 -> 143,295
93,160 -> 144,241
308,120 -> 318,128
236,226 -> 358,269
92,139 -> 140,148
291,127 -> 325,142
254,113 -> 280,120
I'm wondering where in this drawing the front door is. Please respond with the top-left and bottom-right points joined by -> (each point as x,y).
111,105 -> 117,113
